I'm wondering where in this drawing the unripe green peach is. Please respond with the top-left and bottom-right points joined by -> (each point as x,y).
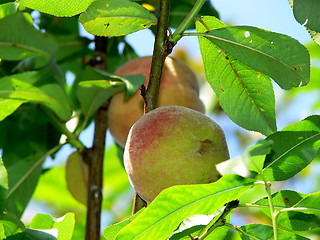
65,151 -> 88,205
124,105 -> 229,202
108,56 -> 205,147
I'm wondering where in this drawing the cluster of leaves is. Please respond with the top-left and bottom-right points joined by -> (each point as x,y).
0,0 -> 319,239
105,115 -> 320,239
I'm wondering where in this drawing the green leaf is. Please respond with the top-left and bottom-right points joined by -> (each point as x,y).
293,0 -> 320,32
6,153 -> 43,218
0,212 -> 25,239
18,0 -> 96,17
119,74 -> 146,100
239,224 -> 309,240
116,175 -> 254,240
0,13 -> 58,60
170,224 -> 229,240
29,213 -> 75,240
255,190 -> 320,231
79,68 -> 146,99
24,229 -> 57,240
0,221 -> 20,239
295,192 -> 320,213
0,99 -> 25,122
216,139 -> 273,178
79,0 -> 157,37
0,2 -> 18,19
78,80 -> 118,88
197,17 -> 310,90
261,115 -> 320,181
308,29 -> 320,45
196,16 -> 276,136
0,72 -> 72,121
0,158 -> 8,213
77,66 -> 145,119
76,69 -> 123,119
104,210 -> 144,240
288,0 -> 320,45
0,104 -> 61,218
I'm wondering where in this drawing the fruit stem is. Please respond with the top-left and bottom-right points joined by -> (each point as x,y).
132,193 -> 147,214
169,0 -> 206,44
143,0 -> 171,113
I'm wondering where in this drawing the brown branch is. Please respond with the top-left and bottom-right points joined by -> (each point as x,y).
132,0 -> 172,215
85,36 -> 108,240
143,0 -> 172,113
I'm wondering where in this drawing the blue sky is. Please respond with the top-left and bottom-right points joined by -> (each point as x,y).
126,0 -> 311,57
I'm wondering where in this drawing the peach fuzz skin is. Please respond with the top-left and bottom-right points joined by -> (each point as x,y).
107,56 -> 205,147
124,105 -> 230,202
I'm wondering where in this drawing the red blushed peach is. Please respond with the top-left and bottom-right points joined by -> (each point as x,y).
107,56 -> 205,147
124,105 -> 229,202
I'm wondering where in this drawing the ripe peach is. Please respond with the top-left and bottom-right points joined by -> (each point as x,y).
124,105 -> 229,202
108,56 -> 205,147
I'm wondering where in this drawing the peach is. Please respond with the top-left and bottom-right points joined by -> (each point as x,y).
107,56 -> 205,147
65,151 -> 88,205
124,105 -> 229,202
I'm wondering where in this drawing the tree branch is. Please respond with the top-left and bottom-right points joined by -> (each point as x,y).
132,0 -> 172,215
143,0 -> 171,113
85,36 -> 109,240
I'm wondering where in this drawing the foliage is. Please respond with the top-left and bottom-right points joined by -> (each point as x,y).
0,0 -> 319,239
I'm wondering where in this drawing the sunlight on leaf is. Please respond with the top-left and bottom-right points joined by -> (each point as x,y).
261,115 -> 320,181
197,16 -> 277,136
0,2 -> 18,19
0,158 -> 8,213
116,175 -> 254,240
79,0 -> 157,37
19,0 -> 96,17
0,72 -> 72,121
30,213 -> 75,240
197,17 -> 310,90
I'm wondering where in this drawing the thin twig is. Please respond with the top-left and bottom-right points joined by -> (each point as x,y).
225,223 -> 261,240
196,200 -> 239,239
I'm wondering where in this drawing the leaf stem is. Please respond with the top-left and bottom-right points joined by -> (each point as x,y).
264,181 -> 279,240
7,144 -> 64,198
169,0 -> 206,44
225,223 -> 261,240
46,110 -> 85,150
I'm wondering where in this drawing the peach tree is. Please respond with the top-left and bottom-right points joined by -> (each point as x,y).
0,0 -> 319,239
